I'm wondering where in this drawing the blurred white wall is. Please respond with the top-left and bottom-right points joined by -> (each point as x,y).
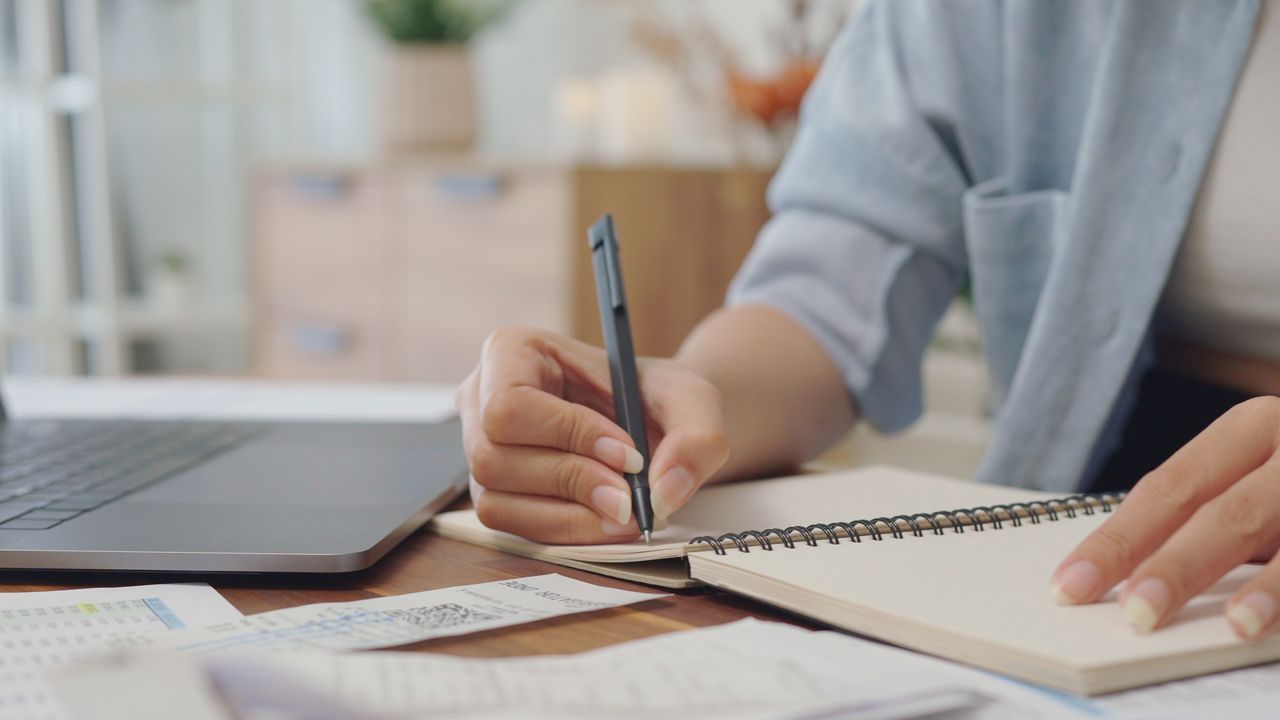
291,0 -> 856,164
1,0 -> 858,375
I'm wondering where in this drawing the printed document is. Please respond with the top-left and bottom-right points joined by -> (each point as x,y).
0,584 -> 241,720
125,574 -> 662,655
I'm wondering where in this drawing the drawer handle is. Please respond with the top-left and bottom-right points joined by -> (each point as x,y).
287,174 -> 350,202
287,322 -> 350,355
433,173 -> 505,201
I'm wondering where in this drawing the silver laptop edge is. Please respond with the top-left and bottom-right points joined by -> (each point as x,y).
0,382 -> 468,573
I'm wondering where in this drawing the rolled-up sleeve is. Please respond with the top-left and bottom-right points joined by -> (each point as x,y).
728,0 -> 986,432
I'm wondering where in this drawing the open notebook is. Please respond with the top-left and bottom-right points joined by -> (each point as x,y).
431,465 -> 1280,695
429,465 -> 1057,588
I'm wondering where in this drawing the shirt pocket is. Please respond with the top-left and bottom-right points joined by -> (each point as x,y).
962,181 -> 1071,403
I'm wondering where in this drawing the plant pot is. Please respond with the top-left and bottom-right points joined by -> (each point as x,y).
378,44 -> 476,154
148,268 -> 192,313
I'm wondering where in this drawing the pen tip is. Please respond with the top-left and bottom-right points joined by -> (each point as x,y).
642,530 -> 652,544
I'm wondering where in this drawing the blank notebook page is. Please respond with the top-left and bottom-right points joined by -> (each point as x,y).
689,511 -> 1280,694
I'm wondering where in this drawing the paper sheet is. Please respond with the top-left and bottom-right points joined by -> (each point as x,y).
56,613 -> 1280,720
0,584 -> 242,720
56,619 -> 997,720
50,653 -> 237,720
246,619 -> 991,719
122,574 -> 662,655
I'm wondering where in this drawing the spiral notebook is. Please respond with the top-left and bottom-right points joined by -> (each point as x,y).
432,465 -> 1280,695
687,490 -> 1280,696
429,466 -> 1060,588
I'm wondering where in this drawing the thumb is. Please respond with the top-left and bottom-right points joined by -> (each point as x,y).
645,375 -> 729,521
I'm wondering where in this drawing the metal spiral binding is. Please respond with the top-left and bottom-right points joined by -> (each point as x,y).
688,491 -> 1126,555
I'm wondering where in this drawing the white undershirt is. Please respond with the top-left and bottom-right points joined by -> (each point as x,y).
1158,0 -> 1280,360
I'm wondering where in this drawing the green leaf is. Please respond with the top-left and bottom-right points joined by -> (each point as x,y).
365,0 -> 510,45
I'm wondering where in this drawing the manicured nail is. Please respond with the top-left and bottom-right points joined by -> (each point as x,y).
1124,578 -> 1170,633
594,438 -> 644,474
651,467 -> 695,521
1051,560 -> 1101,605
590,485 -> 632,525
1228,591 -> 1276,640
600,518 -> 637,536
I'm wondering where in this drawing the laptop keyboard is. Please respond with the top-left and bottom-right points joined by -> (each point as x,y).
0,420 -> 262,531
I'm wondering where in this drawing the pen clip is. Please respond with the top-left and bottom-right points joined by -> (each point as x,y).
604,241 -> 625,311
590,214 -> 626,311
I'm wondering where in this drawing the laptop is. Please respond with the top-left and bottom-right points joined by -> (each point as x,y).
0,380 -> 468,572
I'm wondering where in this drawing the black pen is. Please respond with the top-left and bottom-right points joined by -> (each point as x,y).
588,214 -> 655,543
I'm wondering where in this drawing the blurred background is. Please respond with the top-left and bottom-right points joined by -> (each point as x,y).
0,0 -> 987,472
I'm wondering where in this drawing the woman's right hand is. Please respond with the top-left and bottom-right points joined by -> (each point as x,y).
455,327 -> 730,544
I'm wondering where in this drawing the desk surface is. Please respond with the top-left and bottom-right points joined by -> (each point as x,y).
0,501 -> 810,657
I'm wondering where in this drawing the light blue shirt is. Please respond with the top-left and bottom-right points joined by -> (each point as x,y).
728,0 -> 1260,492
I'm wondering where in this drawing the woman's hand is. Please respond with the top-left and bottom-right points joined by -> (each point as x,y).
1052,396 -> 1280,639
456,327 -> 730,544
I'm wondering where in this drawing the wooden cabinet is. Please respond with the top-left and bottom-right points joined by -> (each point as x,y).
252,163 -> 772,382
567,167 -> 771,355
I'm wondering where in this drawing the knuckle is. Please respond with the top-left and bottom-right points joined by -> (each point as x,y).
1088,522 -> 1140,572
473,493 -> 503,531
554,459 -> 591,502
699,377 -> 727,414
1147,554 -> 1196,601
480,388 -> 522,439
1213,492 -> 1274,546
1133,468 -> 1199,515
552,513 -> 591,545
682,375 -> 726,416
688,425 -> 729,464
481,325 -> 543,355
555,406 -> 589,453
467,442 -> 502,486
480,326 -> 517,353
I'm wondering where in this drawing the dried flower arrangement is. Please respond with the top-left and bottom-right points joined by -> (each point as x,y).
631,0 -> 847,162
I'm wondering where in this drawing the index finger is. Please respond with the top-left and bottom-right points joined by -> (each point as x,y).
1051,398 -> 1280,605
477,329 -> 641,473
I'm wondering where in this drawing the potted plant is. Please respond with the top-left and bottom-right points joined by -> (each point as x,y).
149,250 -> 192,312
366,0 -> 508,153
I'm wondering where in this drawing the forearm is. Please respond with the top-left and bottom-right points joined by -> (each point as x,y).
674,303 -> 858,481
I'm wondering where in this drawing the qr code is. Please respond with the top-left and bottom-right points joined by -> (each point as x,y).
385,603 -> 502,630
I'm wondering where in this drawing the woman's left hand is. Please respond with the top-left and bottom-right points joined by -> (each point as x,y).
1051,396 -> 1280,638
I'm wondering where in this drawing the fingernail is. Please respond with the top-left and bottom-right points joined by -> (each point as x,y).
651,467 -> 695,521
590,485 -> 632,525
1228,591 -> 1276,640
621,446 -> 644,474
593,438 -> 644,474
600,518 -> 637,536
1124,578 -> 1170,633
1051,560 -> 1101,605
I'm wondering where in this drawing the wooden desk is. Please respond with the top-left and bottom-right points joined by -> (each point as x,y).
0,500 -> 809,659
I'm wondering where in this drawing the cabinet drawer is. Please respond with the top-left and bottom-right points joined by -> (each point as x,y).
397,169 -> 572,381
253,172 -> 401,378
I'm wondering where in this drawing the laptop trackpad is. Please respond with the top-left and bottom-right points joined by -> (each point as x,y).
129,423 -> 453,507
